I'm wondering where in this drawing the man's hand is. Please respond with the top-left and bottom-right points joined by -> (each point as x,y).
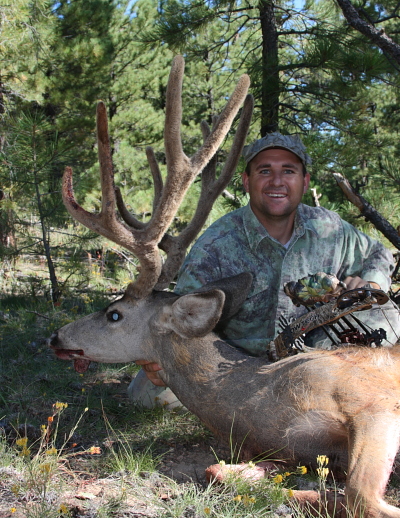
135,360 -> 167,387
342,276 -> 380,291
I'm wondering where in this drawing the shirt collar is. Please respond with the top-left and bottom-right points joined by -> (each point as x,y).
243,203 -> 270,250
243,203 -> 314,251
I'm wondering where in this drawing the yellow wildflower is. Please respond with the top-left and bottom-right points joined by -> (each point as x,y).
233,495 -> 242,502
247,461 -> 255,468
243,494 -> 256,506
19,447 -> 31,457
10,508 -> 16,513
40,463 -> 51,473
317,455 -> 329,466
219,460 -> 225,466
273,474 -> 283,484
287,489 -> 294,498
297,466 -> 307,475
317,467 -> 329,480
204,507 -> 211,515
46,447 -> 58,455
59,504 -> 68,514
54,401 -> 68,410
284,472 -> 291,477
16,437 -> 28,447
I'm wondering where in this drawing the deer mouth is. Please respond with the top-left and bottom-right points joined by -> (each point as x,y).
51,347 -> 91,373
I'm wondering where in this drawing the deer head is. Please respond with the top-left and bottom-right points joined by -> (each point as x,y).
63,56 -> 253,297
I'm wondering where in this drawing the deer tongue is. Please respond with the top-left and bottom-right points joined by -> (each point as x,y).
73,358 -> 91,373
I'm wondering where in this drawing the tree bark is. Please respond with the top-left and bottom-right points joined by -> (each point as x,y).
259,0 -> 280,135
333,172 -> 400,250
335,0 -> 400,65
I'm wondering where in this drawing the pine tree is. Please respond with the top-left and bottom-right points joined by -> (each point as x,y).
139,0 -> 400,234
0,109 -> 70,301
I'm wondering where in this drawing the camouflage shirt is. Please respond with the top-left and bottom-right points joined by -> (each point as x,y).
175,203 -> 398,355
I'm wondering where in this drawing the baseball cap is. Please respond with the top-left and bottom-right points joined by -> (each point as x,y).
242,132 -> 312,167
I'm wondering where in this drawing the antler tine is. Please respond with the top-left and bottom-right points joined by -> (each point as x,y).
155,94 -> 254,290
147,58 -> 250,245
164,55 -> 186,173
190,74 -> 251,172
63,103 -> 134,246
115,146 -> 163,230
96,102 -> 117,219
63,102 -> 163,298
115,187 -> 145,230
214,94 -> 254,188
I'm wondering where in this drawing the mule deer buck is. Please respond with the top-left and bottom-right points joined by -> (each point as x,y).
50,57 -> 400,518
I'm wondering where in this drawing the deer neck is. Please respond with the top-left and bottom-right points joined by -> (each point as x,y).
152,332 -> 265,431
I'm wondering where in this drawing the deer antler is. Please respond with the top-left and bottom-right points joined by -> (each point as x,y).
63,56 -> 252,297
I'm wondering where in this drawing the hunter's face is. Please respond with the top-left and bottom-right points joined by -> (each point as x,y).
242,148 -> 310,228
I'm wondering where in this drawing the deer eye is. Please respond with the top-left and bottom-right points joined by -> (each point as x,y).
107,310 -> 122,322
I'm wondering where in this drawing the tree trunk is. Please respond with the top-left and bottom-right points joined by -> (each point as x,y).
32,132 -> 60,302
259,0 -> 280,136
34,179 -> 61,302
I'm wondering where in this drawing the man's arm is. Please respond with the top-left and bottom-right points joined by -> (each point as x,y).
339,220 -> 394,292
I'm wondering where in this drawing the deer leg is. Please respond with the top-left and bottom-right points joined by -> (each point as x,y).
346,412 -> 400,518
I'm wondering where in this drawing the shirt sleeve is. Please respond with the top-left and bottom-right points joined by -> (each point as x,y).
339,219 -> 394,292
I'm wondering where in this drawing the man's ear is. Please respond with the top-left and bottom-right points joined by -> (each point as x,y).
157,290 -> 225,338
242,171 -> 249,193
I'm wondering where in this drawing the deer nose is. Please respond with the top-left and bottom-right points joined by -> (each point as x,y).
49,332 -> 59,347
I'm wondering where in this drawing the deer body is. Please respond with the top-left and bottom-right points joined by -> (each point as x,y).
51,279 -> 400,518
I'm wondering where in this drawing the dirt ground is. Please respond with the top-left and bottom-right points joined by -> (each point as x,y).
0,435 -> 232,517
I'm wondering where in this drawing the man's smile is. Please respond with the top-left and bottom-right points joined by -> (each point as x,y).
265,192 -> 287,198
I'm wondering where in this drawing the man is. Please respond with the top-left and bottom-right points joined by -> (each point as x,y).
130,132 -> 400,406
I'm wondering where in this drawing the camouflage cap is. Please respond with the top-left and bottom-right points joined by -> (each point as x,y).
242,132 -> 312,167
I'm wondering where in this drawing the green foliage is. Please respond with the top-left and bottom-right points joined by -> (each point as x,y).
1,0 -> 400,268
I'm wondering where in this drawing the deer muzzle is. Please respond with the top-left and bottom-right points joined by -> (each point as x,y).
49,331 -> 91,373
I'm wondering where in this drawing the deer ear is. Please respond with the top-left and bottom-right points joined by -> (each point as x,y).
163,290 -> 225,338
194,272 -> 252,321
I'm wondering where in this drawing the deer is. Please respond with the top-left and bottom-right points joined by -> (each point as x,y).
49,56 -> 400,518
